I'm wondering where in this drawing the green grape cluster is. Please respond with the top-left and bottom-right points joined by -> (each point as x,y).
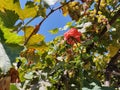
68,1 -> 81,21
88,9 -> 108,24
96,14 -> 108,25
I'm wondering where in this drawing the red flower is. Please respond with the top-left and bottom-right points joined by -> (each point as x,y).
64,28 -> 82,45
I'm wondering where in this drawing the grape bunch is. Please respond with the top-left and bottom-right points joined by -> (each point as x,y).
61,1 -> 81,21
68,1 -> 81,21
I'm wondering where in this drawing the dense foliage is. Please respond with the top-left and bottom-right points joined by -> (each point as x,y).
0,0 -> 120,90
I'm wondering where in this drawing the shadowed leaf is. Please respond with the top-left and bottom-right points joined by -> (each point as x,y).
3,43 -> 24,63
0,10 -> 19,28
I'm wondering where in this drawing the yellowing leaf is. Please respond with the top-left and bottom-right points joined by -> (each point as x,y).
28,43 -> 48,54
23,26 -> 34,39
5,32 -> 23,44
0,0 -> 21,14
34,0 -> 41,2
19,5 -> 38,20
61,5 -> 69,16
27,34 -> 45,46
108,45 -> 119,57
0,25 -> 23,44
0,0 -> 6,12
49,28 -> 59,34
0,0 -> 38,20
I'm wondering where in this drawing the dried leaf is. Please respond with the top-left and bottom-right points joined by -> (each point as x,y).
9,68 -> 20,83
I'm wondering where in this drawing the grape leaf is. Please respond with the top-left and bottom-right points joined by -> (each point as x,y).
23,26 -> 34,39
61,4 -> 69,16
10,84 -> 19,90
27,34 -> 45,46
20,2 -> 38,19
49,28 -> 59,34
108,45 -> 119,57
28,43 -> 48,54
82,82 -> 115,90
38,5 -> 46,18
23,31 -> 48,53
34,0 -> 41,3
0,0 -> 38,20
2,43 -> 24,63
0,25 -> 23,44
23,26 -> 48,53
0,10 -> 19,28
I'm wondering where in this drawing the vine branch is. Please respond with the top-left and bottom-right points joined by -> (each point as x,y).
96,0 -> 101,15
17,16 -> 37,33
24,1 -> 71,45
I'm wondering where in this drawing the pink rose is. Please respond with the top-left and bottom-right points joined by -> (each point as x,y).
64,28 -> 82,45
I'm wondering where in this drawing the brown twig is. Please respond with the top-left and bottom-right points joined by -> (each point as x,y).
17,16 -> 37,33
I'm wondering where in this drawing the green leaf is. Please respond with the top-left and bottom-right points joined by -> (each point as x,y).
83,40 -> 93,45
82,81 -> 115,90
2,43 -> 24,63
38,5 -> 46,18
93,36 -> 99,42
25,1 -> 35,8
0,10 -> 19,28
0,25 -> 23,44
66,21 -> 73,27
101,87 -> 115,90
50,62 -> 65,74
0,29 -> 5,41
10,84 -> 19,90
49,28 -> 59,34
19,71 -> 25,82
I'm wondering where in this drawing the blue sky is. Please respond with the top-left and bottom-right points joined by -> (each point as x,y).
20,0 -> 71,42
